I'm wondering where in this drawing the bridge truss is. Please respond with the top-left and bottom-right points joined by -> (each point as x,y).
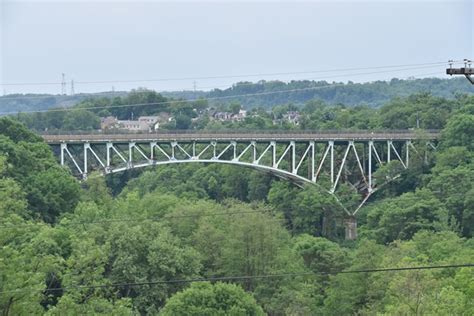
44,131 -> 438,238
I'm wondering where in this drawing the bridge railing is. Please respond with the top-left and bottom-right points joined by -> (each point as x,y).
39,128 -> 440,136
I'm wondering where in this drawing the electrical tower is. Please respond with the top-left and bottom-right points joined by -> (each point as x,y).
61,73 -> 67,94
446,59 -> 474,84
70,80 -> 75,95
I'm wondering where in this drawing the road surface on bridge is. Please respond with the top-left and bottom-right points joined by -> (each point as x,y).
42,130 -> 440,144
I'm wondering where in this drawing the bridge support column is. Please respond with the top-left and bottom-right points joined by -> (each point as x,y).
387,140 -> 392,162
368,141 -> 373,192
60,143 -> 66,165
344,216 -> 357,240
406,141 -> 410,167
83,143 -> 88,179
329,141 -> 334,185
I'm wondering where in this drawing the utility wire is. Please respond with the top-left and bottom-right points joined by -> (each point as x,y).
0,91 -> 128,101
0,65 -> 447,101
197,65 -> 444,90
0,71 -> 441,115
0,61 -> 456,87
1,264 -> 472,295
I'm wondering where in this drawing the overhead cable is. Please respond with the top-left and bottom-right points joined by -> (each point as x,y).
0,71 -> 441,115
1,263 -> 472,295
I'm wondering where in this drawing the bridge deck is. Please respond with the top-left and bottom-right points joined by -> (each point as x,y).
42,130 -> 439,144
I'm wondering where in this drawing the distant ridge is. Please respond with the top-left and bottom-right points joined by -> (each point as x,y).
2,77 -> 473,113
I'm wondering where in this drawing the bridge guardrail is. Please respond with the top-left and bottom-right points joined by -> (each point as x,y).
39,129 -> 440,136
41,130 -> 440,143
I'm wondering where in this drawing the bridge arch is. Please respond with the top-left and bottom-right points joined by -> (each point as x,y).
108,158 -> 314,187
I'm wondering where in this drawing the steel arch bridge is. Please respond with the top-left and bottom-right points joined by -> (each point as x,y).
43,130 -> 438,238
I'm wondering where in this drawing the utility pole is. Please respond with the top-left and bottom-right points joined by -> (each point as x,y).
61,73 -> 66,95
446,59 -> 474,84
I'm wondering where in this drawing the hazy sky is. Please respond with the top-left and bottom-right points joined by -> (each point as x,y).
1,0 -> 473,95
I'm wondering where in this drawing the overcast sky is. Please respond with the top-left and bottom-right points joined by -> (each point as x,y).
1,0 -> 472,95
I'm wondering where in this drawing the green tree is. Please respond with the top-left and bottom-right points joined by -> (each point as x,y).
441,113 -> 474,150
63,109 -> 100,130
25,166 -> 81,223
161,282 -> 265,316
363,189 -> 449,243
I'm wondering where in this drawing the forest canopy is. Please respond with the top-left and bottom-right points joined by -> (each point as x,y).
1,91 -> 473,314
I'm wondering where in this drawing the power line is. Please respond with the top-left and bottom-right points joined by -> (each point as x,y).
1,264 -> 472,295
0,61 -> 458,87
0,71 -> 441,115
71,62 -> 453,84
0,91 -> 128,101
0,65 -> 445,101
196,65 -> 445,90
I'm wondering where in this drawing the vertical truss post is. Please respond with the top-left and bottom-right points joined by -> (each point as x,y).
60,143 -> 66,165
368,140 -> 373,192
170,141 -> 177,160
291,141 -> 296,173
83,143 -> 88,178
232,141 -> 237,160
128,142 -> 134,166
212,141 -> 217,159
252,141 -> 257,163
406,141 -> 410,168
107,142 -> 113,167
387,140 -> 392,162
150,142 -> 156,160
271,141 -> 276,167
192,142 -> 196,158
310,141 -> 315,182
329,141 -> 334,185
362,143 -> 366,174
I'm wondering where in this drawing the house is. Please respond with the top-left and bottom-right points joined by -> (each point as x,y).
212,109 -> 247,122
273,111 -> 302,126
100,113 -> 174,132
138,116 -> 160,130
117,119 -> 150,131
233,109 -> 247,121
213,112 -> 233,121
282,111 -> 301,125
100,116 -> 119,130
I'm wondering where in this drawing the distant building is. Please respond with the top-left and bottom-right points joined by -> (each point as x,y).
117,120 -> 150,131
273,111 -> 301,125
100,116 -> 119,130
212,109 -> 247,122
234,109 -> 247,121
100,114 -> 172,132
138,116 -> 160,130
282,111 -> 301,125
213,112 -> 233,121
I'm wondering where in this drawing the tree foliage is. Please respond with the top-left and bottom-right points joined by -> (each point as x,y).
161,282 -> 265,316
1,92 -> 473,314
